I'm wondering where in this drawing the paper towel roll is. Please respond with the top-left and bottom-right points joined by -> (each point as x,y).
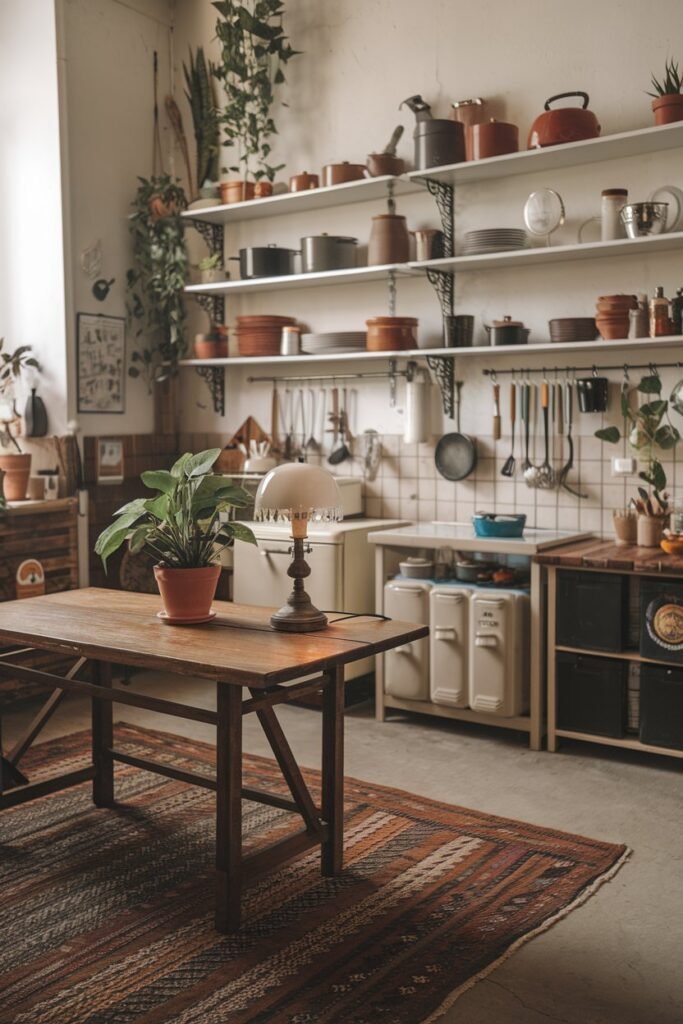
403,369 -> 430,443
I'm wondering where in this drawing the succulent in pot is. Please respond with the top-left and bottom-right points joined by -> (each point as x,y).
95,448 -> 256,622
648,58 -> 683,126
198,253 -> 227,284
0,337 -> 41,506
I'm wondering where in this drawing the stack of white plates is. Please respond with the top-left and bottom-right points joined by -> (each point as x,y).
301,331 -> 366,354
462,228 -> 528,256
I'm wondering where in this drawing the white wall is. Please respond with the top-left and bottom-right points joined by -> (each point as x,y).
173,0 -> 683,445
59,0 -> 175,436
0,0 -> 68,439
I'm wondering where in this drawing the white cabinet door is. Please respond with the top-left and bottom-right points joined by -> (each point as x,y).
234,540 -> 342,612
430,587 -> 470,707
383,581 -> 431,700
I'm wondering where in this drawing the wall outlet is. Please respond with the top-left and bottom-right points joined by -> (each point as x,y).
612,456 -> 637,476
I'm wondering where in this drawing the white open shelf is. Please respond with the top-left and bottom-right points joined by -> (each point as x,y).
414,231 -> 683,274
179,348 -> 450,368
451,334 -> 683,357
406,121 -> 683,187
184,262 -> 417,296
183,175 -> 420,225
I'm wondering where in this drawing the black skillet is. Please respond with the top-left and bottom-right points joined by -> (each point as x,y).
434,380 -> 477,481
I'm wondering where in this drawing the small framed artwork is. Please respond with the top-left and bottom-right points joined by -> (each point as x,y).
77,313 -> 126,413
97,438 -> 125,484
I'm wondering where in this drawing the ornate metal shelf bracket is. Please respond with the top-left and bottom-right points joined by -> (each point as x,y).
422,178 -> 454,257
192,292 -> 225,325
196,365 -> 225,416
426,267 -> 454,319
189,219 -> 224,260
426,355 -> 455,419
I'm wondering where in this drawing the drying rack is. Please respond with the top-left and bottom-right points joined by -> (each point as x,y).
247,358 -> 419,407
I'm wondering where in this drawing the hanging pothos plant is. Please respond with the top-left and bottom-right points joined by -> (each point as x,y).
595,372 -> 680,494
212,0 -> 300,182
126,175 -> 189,390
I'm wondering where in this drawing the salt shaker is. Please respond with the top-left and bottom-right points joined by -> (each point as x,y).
601,188 -> 628,240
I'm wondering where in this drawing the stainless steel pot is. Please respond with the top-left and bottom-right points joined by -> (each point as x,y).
300,234 -> 358,273
233,244 -> 298,279
484,315 -> 530,347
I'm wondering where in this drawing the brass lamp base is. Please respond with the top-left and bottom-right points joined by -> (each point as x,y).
270,535 -> 329,633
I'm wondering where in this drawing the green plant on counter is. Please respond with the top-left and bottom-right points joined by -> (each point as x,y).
126,175 -> 189,390
0,337 -> 40,454
199,253 -> 223,271
212,0 -> 300,182
595,372 -> 679,495
183,46 -> 220,192
648,58 -> 683,96
95,448 -> 256,571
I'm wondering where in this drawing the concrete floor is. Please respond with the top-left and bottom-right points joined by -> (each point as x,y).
4,673 -> 683,1024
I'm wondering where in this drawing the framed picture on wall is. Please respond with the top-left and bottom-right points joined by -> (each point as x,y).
76,312 -> 126,413
96,437 -> 125,483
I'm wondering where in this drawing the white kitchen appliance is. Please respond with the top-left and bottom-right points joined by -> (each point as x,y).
234,518 -> 405,679
430,586 -> 470,708
383,580 -> 431,699
468,590 -> 529,716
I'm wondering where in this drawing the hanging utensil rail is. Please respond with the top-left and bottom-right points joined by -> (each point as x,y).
247,359 -> 418,408
482,360 -> 683,377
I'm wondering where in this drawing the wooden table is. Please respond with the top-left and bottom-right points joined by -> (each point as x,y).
0,588 -> 427,931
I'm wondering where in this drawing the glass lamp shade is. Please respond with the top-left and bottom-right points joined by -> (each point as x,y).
255,463 -> 342,532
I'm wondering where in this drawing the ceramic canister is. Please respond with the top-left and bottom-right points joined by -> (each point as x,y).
368,214 -> 410,265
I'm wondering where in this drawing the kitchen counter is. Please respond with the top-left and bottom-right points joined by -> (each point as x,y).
368,522 -> 591,555
535,537 -> 683,573
240,518 -> 408,542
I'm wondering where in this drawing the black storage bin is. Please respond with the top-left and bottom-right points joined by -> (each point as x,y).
640,579 -> 683,664
556,652 -> 627,738
640,664 -> 683,750
556,570 -> 627,651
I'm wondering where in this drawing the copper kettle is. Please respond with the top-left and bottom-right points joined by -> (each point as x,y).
528,92 -> 601,149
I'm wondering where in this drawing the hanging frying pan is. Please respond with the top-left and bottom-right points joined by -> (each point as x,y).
434,380 -> 477,481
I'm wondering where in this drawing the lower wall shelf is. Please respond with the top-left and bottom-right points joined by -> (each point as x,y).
383,695 -> 532,733
554,729 -> 683,761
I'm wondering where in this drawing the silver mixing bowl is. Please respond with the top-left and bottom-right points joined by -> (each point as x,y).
620,202 -> 669,239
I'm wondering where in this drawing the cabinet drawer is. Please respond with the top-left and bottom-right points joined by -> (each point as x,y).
640,664 -> 683,750
557,652 -> 627,738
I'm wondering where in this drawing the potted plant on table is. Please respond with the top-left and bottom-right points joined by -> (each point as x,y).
95,448 -> 256,622
0,338 -> 41,505
127,174 -> 189,393
596,372 -> 678,546
212,0 -> 300,204
648,58 -> 683,125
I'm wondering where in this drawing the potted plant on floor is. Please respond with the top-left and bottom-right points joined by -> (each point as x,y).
596,372 -> 678,546
648,58 -> 683,125
95,448 -> 256,622
212,0 -> 300,204
127,174 -> 189,394
183,46 -> 220,199
0,338 -> 41,504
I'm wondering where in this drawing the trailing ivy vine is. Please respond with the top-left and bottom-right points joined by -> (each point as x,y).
126,175 -> 189,390
212,0 -> 300,182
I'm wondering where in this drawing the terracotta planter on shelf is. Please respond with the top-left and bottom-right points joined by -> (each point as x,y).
154,564 -> 221,623
0,453 -> 31,501
219,180 -> 255,205
194,333 -> 228,360
254,181 -> 273,198
652,94 -> 683,126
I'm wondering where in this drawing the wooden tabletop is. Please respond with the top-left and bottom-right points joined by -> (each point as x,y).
0,588 -> 428,687
534,537 -> 683,575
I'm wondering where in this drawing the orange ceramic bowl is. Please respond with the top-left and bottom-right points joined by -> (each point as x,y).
661,537 -> 683,556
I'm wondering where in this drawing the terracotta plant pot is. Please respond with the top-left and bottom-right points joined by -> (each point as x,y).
194,333 -> 228,359
652,94 -> 683,126
0,453 -> 31,501
254,181 -> 273,198
219,180 -> 255,205
154,564 -> 221,623
148,195 -> 177,220
366,316 -> 418,351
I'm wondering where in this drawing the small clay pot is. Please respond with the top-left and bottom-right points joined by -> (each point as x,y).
194,333 -> 228,359
289,171 -> 319,192
366,152 -> 405,177
0,453 -> 31,501
596,317 -> 630,340
219,180 -> 255,205
469,119 -> 519,160
154,564 -> 221,622
652,94 -> 683,126
254,181 -> 273,198
637,515 -> 665,548
366,316 -> 418,351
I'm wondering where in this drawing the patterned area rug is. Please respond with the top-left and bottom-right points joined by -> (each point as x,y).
0,724 -> 628,1024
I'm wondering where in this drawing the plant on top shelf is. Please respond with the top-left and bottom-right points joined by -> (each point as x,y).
648,58 -> 683,125
212,0 -> 300,201
126,175 -> 189,390
0,338 -> 41,505
95,448 -> 256,621
183,46 -> 220,196
595,371 -> 679,503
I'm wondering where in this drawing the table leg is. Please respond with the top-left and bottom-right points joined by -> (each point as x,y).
321,665 -> 344,876
92,661 -> 114,807
216,684 -> 243,932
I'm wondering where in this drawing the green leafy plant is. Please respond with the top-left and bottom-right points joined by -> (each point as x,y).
595,373 -> 679,496
126,175 -> 189,390
199,253 -> 223,271
0,337 -> 40,453
212,0 -> 300,182
183,46 -> 220,191
648,58 -> 683,97
94,448 -> 256,571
